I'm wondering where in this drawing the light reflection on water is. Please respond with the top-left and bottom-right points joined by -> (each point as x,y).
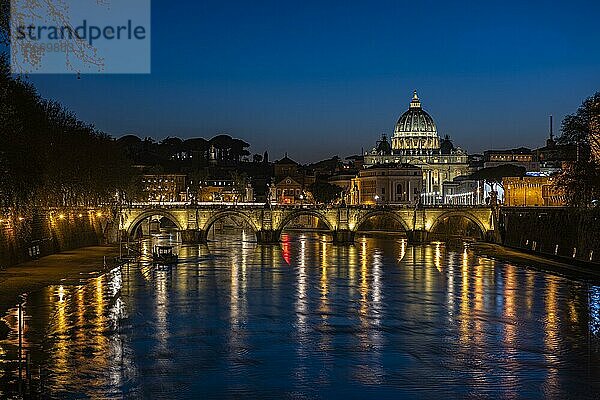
0,232 -> 599,399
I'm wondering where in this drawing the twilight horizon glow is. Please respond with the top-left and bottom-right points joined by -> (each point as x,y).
20,0 -> 600,162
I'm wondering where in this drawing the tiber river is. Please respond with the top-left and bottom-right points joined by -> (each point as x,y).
1,232 -> 599,399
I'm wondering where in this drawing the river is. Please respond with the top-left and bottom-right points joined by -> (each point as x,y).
1,232 -> 599,399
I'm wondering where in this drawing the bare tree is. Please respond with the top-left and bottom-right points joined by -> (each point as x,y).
0,1 -> 8,46
4,0 -> 105,73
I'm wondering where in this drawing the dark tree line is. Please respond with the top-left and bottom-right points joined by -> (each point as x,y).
470,164 -> 526,192
556,92 -> 600,207
0,55 -> 139,215
117,134 -> 253,167
309,182 -> 343,204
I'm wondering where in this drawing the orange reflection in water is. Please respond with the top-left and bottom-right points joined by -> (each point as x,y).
49,285 -> 69,388
293,235 -> 309,385
501,265 -> 519,395
319,239 -> 329,314
544,277 -> 560,393
359,239 -> 369,322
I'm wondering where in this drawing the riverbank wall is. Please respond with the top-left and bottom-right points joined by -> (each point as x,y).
500,207 -> 600,265
0,209 -> 109,268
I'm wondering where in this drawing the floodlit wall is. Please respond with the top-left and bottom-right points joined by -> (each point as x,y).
501,207 -> 600,264
0,210 -> 105,268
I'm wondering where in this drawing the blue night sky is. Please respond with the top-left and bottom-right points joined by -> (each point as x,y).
26,0 -> 600,163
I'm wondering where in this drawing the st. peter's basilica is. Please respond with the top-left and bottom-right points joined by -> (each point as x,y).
364,91 -> 469,202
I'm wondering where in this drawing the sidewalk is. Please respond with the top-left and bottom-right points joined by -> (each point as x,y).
0,245 -> 119,322
470,242 -> 600,281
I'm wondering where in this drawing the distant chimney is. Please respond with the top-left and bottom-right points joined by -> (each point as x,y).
546,115 -> 556,147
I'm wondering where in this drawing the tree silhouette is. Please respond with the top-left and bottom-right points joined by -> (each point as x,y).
556,92 -> 600,206
0,54 -> 139,216
469,164 -> 526,192
309,182 -> 343,204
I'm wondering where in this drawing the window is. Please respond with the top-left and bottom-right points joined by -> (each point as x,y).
396,183 -> 403,194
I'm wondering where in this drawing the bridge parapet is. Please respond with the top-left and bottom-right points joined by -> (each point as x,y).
118,203 -> 496,245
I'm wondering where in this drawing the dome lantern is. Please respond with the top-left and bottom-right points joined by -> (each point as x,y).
409,90 -> 421,109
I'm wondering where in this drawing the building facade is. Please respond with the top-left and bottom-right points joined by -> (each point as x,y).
483,147 -> 539,171
273,176 -> 307,204
364,91 -> 469,203
535,136 -> 577,174
442,176 -> 488,206
503,175 -> 565,207
142,174 -> 187,202
195,180 -> 254,203
348,163 -> 422,205
272,155 -> 315,204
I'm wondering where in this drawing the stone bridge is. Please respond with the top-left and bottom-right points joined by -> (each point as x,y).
116,203 -> 497,244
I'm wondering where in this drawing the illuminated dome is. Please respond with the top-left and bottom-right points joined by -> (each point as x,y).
392,91 -> 440,152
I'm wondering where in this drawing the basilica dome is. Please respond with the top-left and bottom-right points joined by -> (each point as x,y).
392,91 -> 440,151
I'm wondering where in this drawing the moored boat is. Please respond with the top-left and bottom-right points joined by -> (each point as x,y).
152,245 -> 178,265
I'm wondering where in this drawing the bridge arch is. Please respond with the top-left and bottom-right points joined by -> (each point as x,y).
277,209 -> 335,233
428,210 -> 487,238
202,209 -> 259,235
353,210 -> 410,233
126,209 -> 185,238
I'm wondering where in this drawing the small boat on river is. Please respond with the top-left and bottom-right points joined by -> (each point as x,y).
152,245 -> 178,265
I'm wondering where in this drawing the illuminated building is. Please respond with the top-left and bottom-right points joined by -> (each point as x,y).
274,177 -> 307,204
442,176 -> 495,205
349,163 -> 422,205
503,175 -> 565,206
142,174 -> 187,202
484,147 -> 539,171
329,172 -> 360,204
364,91 -> 469,204
272,154 -> 315,204
194,180 -> 254,203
